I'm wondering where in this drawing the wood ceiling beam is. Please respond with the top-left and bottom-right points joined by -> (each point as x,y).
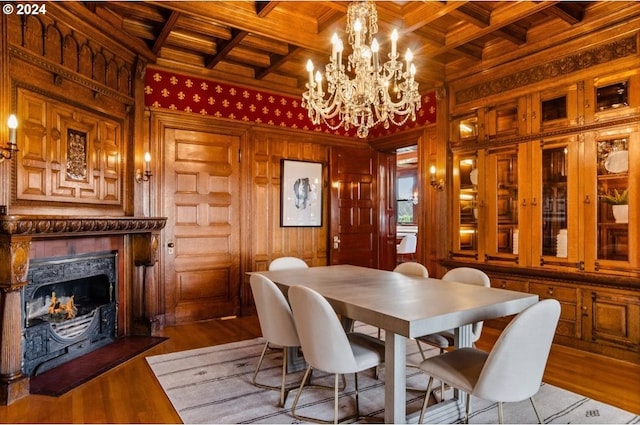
399,2 -> 468,33
152,10 -> 180,54
546,4 -> 584,25
154,1 -> 326,52
413,1 -> 557,61
255,1 -> 279,17
255,46 -> 302,80
206,29 -> 249,69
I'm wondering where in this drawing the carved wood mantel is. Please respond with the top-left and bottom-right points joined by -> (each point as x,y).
0,215 -> 166,405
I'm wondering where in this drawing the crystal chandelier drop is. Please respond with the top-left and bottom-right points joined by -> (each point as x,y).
302,1 -> 421,138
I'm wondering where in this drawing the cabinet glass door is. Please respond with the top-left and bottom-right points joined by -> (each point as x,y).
485,148 -> 520,262
542,145 -> 569,257
456,155 -> 478,252
597,137 -> 629,261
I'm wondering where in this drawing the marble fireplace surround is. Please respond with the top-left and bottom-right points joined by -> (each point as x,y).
0,215 -> 166,405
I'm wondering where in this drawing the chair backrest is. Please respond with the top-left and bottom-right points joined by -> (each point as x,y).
474,299 -> 560,403
442,267 -> 491,341
249,274 -> 300,347
268,257 -> 309,271
288,285 -> 358,374
393,261 -> 429,278
397,234 -> 417,254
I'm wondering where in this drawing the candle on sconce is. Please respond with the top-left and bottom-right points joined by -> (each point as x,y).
430,165 -> 437,182
7,115 -> 17,146
144,152 -> 151,174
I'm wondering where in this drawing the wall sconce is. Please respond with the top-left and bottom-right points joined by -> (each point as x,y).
0,115 -> 19,162
430,165 -> 445,191
135,152 -> 152,183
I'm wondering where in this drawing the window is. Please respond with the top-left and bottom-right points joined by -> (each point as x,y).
397,173 -> 417,224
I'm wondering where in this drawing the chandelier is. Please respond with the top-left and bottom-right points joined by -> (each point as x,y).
302,0 -> 421,138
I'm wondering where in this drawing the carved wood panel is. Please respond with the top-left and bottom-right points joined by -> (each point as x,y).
15,88 -> 123,206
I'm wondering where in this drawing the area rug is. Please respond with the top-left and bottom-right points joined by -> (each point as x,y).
146,326 -> 638,424
31,335 -> 167,396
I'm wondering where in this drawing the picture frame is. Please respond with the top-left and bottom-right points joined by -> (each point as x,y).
280,159 -> 323,227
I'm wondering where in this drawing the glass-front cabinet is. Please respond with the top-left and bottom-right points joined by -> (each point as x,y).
530,136 -> 580,270
452,153 -> 480,257
584,125 -> 638,272
450,72 -> 639,275
451,129 -> 638,274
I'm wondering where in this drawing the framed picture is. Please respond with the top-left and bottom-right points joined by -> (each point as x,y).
280,159 -> 323,227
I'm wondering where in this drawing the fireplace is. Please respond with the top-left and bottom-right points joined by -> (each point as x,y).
22,252 -> 118,376
0,215 -> 166,405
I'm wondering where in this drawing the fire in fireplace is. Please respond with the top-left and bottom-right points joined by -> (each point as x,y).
22,251 -> 118,376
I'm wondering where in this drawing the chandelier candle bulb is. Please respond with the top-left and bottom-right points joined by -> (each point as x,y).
306,60 -> 314,86
391,29 -> 398,58
315,71 -> 323,95
405,48 -> 413,71
332,33 -> 339,60
371,38 -> 379,70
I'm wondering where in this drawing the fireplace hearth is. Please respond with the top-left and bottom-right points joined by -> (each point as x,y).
22,252 -> 118,376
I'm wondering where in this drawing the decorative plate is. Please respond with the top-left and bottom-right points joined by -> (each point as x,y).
604,150 -> 628,174
469,168 -> 478,185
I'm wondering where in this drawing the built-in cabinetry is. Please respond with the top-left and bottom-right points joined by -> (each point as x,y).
447,68 -> 640,363
473,269 -> 640,363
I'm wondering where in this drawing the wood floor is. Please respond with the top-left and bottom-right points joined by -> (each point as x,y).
0,315 -> 638,423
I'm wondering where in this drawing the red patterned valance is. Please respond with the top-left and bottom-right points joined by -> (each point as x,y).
144,67 -> 436,139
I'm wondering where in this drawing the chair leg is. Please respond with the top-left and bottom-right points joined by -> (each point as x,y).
530,396 -> 544,424
416,340 -> 427,360
291,365 -> 312,422
419,376 -> 434,424
498,401 -> 504,424
279,347 -> 288,407
252,343 -> 295,407
354,372 -> 360,418
465,392 -> 471,424
251,342 -> 269,386
333,374 -> 339,424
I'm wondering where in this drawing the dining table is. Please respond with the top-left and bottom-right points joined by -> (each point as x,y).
253,264 -> 539,424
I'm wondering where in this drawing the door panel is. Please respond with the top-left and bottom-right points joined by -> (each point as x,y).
163,126 -> 240,323
330,146 -> 378,267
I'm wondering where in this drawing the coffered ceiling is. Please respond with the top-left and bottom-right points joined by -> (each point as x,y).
83,1 -> 640,96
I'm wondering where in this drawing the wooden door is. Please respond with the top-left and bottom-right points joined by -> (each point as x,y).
329,146 -> 378,267
378,151 -> 397,270
162,123 -> 242,324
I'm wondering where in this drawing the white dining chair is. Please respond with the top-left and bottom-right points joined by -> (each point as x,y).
249,274 -> 302,407
288,285 -> 385,424
415,267 -> 491,360
268,256 -> 309,271
417,299 -> 561,424
393,261 -> 429,278
396,234 -> 417,263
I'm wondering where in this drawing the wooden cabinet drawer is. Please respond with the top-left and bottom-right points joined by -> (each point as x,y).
491,276 -> 528,292
529,282 -> 577,303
